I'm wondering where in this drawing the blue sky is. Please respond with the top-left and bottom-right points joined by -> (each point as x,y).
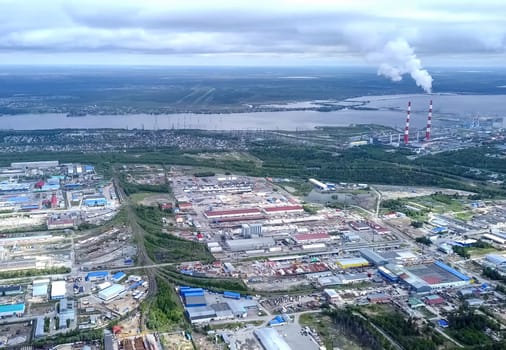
0,0 -> 505,68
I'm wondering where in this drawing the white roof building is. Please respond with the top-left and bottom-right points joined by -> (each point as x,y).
51,281 -> 66,300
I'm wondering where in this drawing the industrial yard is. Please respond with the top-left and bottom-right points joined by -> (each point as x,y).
1,158 -> 506,350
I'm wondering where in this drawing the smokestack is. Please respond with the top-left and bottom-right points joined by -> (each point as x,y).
404,101 -> 411,145
425,100 -> 432,141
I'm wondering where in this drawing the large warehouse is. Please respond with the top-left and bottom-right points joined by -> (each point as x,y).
360,249 -> 389,266
98,284 -> 125,301
336,257 -> 369,269
254,327 -> 292,350
0,303 -> 25,317
401,261 -> 470,292
226,237 -> 275,252
50,281 -> 66,300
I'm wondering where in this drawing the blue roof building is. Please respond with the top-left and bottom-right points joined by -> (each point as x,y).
434,261 -> 470,281
438,319 -> 449,328
85,271 -> 108,281
0,303 -> 25,317
111,272 -> 126,283
223,291 -> 241,300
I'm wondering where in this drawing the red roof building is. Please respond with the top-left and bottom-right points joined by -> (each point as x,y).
264,205 -> 304,214
424,295 -> 445,305
204,208 -> 261,218
293,232 -> 331,243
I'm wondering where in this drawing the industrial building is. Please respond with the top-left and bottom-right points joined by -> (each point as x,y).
324,289 -> 339,303
254,327 -> 292,350
111,271 -> 127,283
186,306 -> 217,324
226,237 -> 275,252
85,271 -> 108,282
263,205 -> 304,215
367,293 -> 391,304
309,178 -> 328,191
58,298 -> 75,329
83,196 -> 107,207
11,161 -> 59,169
484,254 -> 506,269
51,281 -> 66,300
378,264 -> 404,282
204,208 -> 262,219
360,248 -> 389,266
293,232 -> 331,244
424,295 -> 445,305
349,221 -> 370,231
401,261 -> 470,293
98,284 -> 125,301
336,257 -> 369,269
223,291 -> 241,300
241,223 -> 262,238
32,279 -> 50,298
0,285 -> 22,296
180,287 -> 206,307
0,303 -> 25,317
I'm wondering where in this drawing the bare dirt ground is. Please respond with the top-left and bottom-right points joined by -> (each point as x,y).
375,185 -> 474,200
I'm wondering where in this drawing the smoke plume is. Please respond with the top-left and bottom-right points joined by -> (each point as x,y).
368,38 -> 433,93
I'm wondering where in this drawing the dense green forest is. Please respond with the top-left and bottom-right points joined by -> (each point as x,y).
0,140 -> 506,197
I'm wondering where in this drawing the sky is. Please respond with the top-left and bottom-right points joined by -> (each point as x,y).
0,0 -> 505,68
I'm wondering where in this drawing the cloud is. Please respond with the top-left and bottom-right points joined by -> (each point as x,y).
0,0 -> 504,72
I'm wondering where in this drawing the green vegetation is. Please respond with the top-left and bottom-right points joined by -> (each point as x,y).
452,245 -> 471,259
415,236 -> 432,245
411,221 -> 424,228
483,267 -> 506,284
145,277 -> 184,331
33,328 -> 103,347
364,306 -> 444,350
299,312 -> 365,350
302,204 -> 318,214
134,205 -> 213,263
159,266 -> 247,293
0,141 -> 505,198
446,306 -> 501,346
0,266 -> 70,279
453,240 -> 493,259
322,308 -> 393,350
120,178 -> 170,196
130,191 -> 159,204
43,317 -> 50,333
381,198 -> 430,220
194,171 -> 215,177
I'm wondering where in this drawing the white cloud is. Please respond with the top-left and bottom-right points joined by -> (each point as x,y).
0,0 -> 504,68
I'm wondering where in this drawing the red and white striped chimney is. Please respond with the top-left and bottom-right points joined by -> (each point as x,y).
425,100 -> 432,141
404,101 -> 411,145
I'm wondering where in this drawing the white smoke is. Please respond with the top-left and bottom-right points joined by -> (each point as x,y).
367,38 -> 433,93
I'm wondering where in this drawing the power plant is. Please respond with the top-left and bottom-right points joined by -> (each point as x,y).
404,101 -> 411,145
426,99 -> 433,141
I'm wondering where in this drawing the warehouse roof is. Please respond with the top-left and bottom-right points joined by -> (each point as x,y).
186,306 -> 216,320
264,205 -> 303,212
51,281 -> 66,299
486,254 -> 506,266
205,208 -> 261,217
254,328 -> 292,350
98,284 -> 125,300
293,233 -> 330,241
0,303 -> 25,314
359,248 -> 389,265
33,284 -> 48,297
336,257 -> 369,266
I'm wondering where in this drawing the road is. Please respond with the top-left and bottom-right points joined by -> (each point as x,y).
370,185 -> 382,218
